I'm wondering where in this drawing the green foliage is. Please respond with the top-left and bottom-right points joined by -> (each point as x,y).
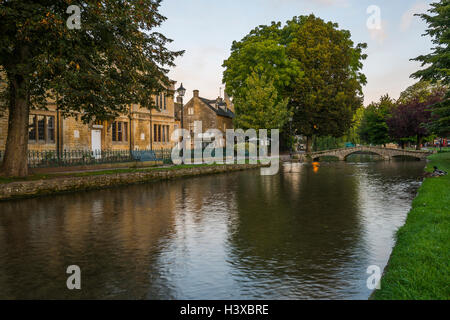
223,14 -> 367,152
346,106 -> 364,145
411,0 -> 450,87
232,72 -> 291,131
359,95 -> 394,145
428,99 -> 450,136
287,15 -> 367,139
411,0 -> 450,136
222,22 -> 302,100
0,0 -> 183,121
398,81 -> 447,105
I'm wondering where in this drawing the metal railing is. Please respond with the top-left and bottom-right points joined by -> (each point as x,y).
0,145 -> 262,169
0,149 -> 173,168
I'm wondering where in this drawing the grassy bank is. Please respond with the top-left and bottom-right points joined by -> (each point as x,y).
373,151 -> 450,300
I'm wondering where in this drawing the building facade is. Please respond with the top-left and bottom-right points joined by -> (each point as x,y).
177,90 -> 234,146
0,85 -> 178,154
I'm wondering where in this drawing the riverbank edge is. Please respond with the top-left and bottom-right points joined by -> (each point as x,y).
371,152 -> 450,300
0,163 -> 266,201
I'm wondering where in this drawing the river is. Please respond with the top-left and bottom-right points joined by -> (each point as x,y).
0,160 -> 425,299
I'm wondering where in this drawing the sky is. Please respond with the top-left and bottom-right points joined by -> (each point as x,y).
156,0 -> 433,105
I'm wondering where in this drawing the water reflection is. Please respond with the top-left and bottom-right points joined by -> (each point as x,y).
0,161 -> 425,299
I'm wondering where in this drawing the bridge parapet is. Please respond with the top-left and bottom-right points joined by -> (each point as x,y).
295,146 -> 433,162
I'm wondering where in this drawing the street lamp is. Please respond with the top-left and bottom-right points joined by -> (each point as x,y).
177,83 -> 186,129
177,83 -> 186,160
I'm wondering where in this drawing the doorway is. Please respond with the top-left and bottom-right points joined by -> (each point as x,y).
91,129 -> 102,159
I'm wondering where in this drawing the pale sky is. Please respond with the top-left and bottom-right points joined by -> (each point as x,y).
157,0 -> 432,106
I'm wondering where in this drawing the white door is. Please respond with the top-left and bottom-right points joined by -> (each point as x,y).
91,130 -> 102,159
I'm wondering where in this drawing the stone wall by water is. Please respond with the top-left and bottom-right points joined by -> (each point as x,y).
0,164 -> 263,201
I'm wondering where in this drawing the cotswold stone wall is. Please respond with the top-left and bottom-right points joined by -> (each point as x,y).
0,164 -> 263,201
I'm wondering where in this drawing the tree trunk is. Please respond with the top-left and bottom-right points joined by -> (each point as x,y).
306,135 -> 313,153
416,135 -> 423,150
1,74 -> 30,177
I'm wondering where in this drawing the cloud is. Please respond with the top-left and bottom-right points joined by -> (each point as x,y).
400,2 -> 429,31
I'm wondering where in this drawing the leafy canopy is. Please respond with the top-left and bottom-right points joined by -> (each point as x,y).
359,95 -> 394,146
411,0 -> 450,86
411,0 -> 450,136
222,21 -> 302,101
288,15 -> 367,138
222,14 -> 367,144
232,72 -> 291,131
0,0 -> 184,121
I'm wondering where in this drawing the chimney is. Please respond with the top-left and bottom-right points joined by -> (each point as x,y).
193,90 -> 199,98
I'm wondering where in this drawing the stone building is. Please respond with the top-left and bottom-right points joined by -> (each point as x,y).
0,84 -> 178,154
177,90 -> 234,146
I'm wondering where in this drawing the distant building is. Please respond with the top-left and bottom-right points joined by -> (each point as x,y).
177,90 -> 234,146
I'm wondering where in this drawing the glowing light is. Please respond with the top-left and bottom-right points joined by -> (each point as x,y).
312,162 -> 320,173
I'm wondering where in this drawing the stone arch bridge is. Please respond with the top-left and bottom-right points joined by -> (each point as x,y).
297,146 -> 434,161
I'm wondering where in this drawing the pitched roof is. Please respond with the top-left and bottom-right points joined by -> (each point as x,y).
199,97 -> 235,119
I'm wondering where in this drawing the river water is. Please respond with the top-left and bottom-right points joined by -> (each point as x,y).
0,160 -> 425,299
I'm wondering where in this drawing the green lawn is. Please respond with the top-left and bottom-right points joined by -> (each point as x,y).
372,151 -> 450,300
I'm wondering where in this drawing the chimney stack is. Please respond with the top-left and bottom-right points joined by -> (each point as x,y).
193,90 -> 199,98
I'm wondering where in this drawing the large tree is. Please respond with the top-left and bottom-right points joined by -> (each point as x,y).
411,0 -> 450,136
232,72 -> 290,131
222,15 -> 367,153
359,95 -> 394,146
0,0 -> 183,177
287,15 -> 367,152
387,90 -> 445,150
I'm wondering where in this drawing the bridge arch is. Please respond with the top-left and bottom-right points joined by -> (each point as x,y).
342,150 -> 387,161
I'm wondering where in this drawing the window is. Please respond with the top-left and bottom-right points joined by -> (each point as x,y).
155,93 -> 167,111
153,124 -> 170,142
37,116 -> 45,141
28,115 -> 55,144
117,122 -> 122,142
47,116 -> 55,142
112,121 -> 128,142
29,115 -> 36,141
123,122 -> 128,142
188,107 -> 194,115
